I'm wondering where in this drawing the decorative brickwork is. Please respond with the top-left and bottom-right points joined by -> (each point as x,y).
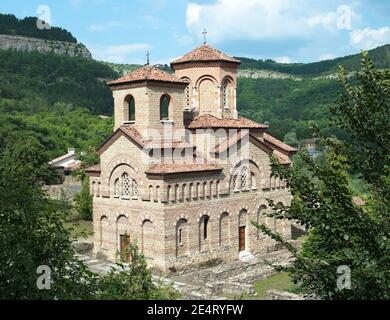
86,44 -> 297,273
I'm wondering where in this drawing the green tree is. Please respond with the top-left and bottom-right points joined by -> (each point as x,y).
255,53 -> 390,300
75,176 -> 93,221
283,129 -> 299,148
0,137 -> 176,300
0,137 -> 98,299
97,241 -> 178,300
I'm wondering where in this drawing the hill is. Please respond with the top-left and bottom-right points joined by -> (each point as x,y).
0,49 -> 117,115
236,44 -> 390,76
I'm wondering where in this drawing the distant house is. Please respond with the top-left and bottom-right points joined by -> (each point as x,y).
301,138 -> 319,157
49,148 -> 82,184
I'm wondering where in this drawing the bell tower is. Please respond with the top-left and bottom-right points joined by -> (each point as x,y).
171,43 -> 241,120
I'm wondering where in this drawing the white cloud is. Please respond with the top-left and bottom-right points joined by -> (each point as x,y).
274,56 -> 292,63
89,43 -> 152,63
186,3 -> 203,28
185,1 -> 364,45
349,27 -> 390,50
318,53 -> 336,61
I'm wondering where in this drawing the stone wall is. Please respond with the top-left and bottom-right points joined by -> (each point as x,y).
0,34 -> 91,59
266,289 -> 304,300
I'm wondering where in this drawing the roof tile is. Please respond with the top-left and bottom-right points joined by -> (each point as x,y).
107,65 -> 189,86
171,44 -> 240,65
187,114 -> 268,129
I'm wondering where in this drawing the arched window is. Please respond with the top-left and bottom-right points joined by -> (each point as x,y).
160,95 -> 170,120
222,79 -> 229,109
122,173 -> 130,197
203,216 -> 209,240
132,179 -> 139,198
125,95 -> 135,122
240,166 -> 248,190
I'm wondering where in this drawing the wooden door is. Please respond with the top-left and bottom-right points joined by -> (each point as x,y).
120,234 -> 131,262
239,226 -> 246,252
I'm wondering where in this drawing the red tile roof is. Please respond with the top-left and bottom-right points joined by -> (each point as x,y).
273,150 -> 292,165
146,162 -> 222,175
120,125 -> 193,149
263,133 -> 298,153
171,44 -> 241,66
187,114 -> 268,129
107,65 -> 189,86
213,130 -> 249,154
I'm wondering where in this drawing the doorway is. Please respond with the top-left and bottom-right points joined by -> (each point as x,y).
119,234 -> 131,262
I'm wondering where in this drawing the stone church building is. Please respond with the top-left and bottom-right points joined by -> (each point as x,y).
86,44 -> 297,273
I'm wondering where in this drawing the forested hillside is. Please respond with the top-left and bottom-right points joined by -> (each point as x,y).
0,49 -> 117,158
237,44 -> 390,76
0,49 -> 117,114
0,13 -> 77,43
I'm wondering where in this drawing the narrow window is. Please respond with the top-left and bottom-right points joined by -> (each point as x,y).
160,95 -> 170,120
122,173 -> 130,196
203,216 -> 209,240
179,229 -> 183,245
129,96 -> 135,121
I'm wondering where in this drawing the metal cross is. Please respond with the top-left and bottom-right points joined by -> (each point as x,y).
146,51 -> 150,65
202,28 -> 207,44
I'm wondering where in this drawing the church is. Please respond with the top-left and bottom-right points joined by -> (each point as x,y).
86,43 -> 297,273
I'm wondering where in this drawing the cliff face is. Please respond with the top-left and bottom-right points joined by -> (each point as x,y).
0,34 -> 91,59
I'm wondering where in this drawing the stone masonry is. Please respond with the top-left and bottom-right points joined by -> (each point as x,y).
86,44 -> 298,273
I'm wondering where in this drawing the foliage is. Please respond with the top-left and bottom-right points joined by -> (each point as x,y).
75,176 -> 93,221
97,241 -> 178,300
0,136 -> 177,299
254,53 -> 390,300
0,13 -> 77,43
0,49 -> 117,115
0,137 -> 99,299
237,77 -> 342,141
283,129 -> 299,148
237,44 -> 390,76
0,103 -> 113,161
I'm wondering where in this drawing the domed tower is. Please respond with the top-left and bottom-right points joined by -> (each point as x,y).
171,44 -> 241,120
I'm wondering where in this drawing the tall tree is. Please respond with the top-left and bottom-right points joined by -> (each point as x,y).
255,53 -> 390,299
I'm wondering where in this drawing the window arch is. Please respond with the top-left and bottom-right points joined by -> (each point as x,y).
240,166 -> 248,190
176,218 -> 188,257
181,77 -> 191,110
160,94 -> 170,120
219,212 -> 229,247
199,215 -> 210,251
114,178 -> 121,196
222,77 -> 233,110
124,95 -> 135,122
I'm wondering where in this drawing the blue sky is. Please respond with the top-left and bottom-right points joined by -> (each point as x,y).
1,0 -> 389,64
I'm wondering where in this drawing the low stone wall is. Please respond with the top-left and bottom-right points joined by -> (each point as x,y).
266,289 -> 304,300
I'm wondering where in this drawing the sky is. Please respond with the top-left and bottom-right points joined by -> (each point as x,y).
0,0 -> 389,64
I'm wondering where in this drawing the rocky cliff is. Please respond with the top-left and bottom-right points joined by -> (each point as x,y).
0,34 -> 91,59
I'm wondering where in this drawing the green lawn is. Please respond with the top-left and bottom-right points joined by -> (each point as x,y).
252,272 -> 294,300
64,220 -> 93,238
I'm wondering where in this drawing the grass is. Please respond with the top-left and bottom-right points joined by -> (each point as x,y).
252,272 -> 294,300
64,220 -> 93,238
